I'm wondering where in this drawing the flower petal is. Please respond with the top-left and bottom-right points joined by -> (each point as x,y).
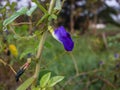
53,26 -> 74,51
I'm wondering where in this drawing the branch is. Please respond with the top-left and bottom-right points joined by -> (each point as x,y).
33,0 -> 56,79
62,69 -> 101,88
0,58 -> 22,82
95,75 -> 116,89
12,22 -> 32,26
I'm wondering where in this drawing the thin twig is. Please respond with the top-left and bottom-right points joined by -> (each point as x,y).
102,32 -> 108,49
0,58 -> 22,82
9,26 -> 21,38
62,69 -> 102,88
85,79 -> 98,90
12,22 -> 32,26
95,75 -> 116,89
10,25 -> 36,40
0,59 -> 7,65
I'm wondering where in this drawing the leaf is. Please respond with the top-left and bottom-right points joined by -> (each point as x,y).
31,86 -> 39,90
3,7 -> 28,26
20,48 -> 34,59
17,77 -> 34,90
54,0 -> 62,10
31,88 -> 39,90
26,2 -> 37,16
40,72 -> 51,88
48,76 -> 64,87
37,70 -> 56,85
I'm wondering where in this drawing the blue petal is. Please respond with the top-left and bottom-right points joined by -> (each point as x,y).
53,26 -> 74,51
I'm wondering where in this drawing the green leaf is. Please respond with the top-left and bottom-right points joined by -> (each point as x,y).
33,0 -> 48,14
3,7 -> 28,26
31,87 -> 40,90
17,77 -> 34,90
20,48 -> 35,59
20,51 -> 31,60
48,76 -> 64,87
26,3 -> 37,16
40,72 -> 51,88
37,70 -> 56,86
31,86 -> 39,90
54,0 -> 61,10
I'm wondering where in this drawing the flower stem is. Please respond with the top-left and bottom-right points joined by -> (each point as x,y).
33,0 -> 56,79
70,52 -> 79,76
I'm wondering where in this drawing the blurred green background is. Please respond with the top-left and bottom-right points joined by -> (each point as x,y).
0,0 -> 120,90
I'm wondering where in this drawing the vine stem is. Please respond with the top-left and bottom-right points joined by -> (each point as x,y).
33,0 -> 55,79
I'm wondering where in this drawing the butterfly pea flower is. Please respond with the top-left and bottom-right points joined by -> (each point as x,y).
49,26 -> 74,51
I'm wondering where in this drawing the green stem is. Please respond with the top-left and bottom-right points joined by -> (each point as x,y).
33,0 -> 56,79
48,0 -> 55,14
33,31 -> 47,78
70,52 -> 79,76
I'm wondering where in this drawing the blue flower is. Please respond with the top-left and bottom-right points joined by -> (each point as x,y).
50,26 -> 74,51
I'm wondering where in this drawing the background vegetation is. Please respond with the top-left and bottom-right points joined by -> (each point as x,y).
0,0 -> 120,90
